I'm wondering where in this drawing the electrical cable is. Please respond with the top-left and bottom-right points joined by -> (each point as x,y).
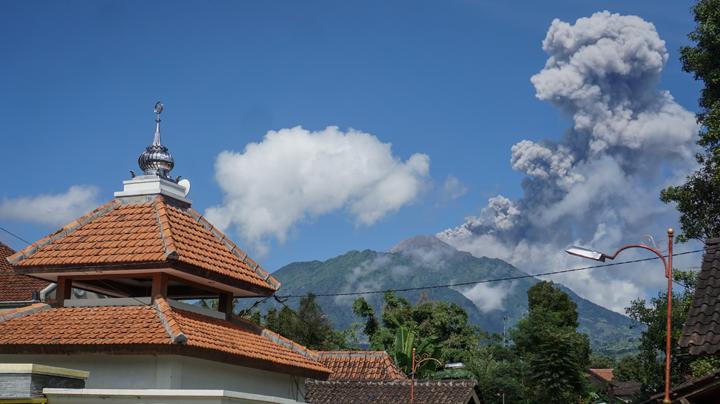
274,249 -> 704,299
0,225 -> 32,245
1,224 -> 705,302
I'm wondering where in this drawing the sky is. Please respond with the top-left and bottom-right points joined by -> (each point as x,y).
0,0 -> 705,313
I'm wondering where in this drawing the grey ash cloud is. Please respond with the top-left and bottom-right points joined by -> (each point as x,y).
438,11 -> 698,312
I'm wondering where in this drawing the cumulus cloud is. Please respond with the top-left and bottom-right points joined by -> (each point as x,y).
438,11 -> 698,313
0,185 -> 101,227
455,282 -> 514,313
206,126 -> 430,252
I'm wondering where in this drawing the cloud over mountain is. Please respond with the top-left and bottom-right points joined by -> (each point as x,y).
438,11 -> 698,312
207,126 -> 430,253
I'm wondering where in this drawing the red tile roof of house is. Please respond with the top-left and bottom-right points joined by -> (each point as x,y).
315,351 -> 407,381
0,297 -> 330,379
305,379 -> 479,404
588,368 -> 614,383
7,196 -> 279,296
0,242 -> 49,302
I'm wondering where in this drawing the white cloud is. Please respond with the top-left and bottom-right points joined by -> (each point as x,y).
0,185 -> 101,227
438,11 -> 699,313
206,126 -> 430,251
442,176 -> 468,200
455,282 -> 514,313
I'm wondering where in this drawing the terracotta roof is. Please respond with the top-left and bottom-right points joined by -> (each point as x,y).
0,298 -> 330,379
315,351 -> 407,381
642,369 -> 720,403
0,242 -> 49,302
679,238 -> 720,355
305,380 -> 479,404
588,368 -> 614,383
7,196 -> 279,296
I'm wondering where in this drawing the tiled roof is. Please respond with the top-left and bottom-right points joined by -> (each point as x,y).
0,298 -> 330,379
588,368 -> 614,383
315,351 -> 407,381
642,369 -> 720,403
7,196 -> 279,295
305,379 -> 478,404
0,242 -> 49,302
679,238 -> 720,355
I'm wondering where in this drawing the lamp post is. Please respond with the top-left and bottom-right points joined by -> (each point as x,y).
410,347 -> 442,403
566,228 -> 674,404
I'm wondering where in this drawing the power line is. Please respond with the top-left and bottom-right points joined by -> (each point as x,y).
275,249 -> 704,299
0,225 -> 31,245
0,224 -> 706,301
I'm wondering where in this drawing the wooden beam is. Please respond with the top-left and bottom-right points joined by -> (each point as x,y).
151,273 -> 168,299
218,293 -> 234,319
56,277 -> 72,307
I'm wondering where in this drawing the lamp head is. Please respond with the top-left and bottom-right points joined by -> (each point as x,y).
565,246 -> 607,262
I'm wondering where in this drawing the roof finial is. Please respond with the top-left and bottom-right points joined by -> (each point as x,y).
153,101 -> 163,146
138,101 -> 175,179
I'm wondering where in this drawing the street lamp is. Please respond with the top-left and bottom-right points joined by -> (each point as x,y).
565,228 -> 674,404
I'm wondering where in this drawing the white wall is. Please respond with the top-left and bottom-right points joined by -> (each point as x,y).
0,354 -> 306,402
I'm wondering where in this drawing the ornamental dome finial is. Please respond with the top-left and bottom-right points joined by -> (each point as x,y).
138,101 -> 175,179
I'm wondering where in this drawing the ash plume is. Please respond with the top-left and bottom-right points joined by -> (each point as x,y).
438,11 -> 698,312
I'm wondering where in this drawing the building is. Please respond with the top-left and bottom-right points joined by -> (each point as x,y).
0,103 -> 331,403
0,242 -> 51,308
587,368 -> 640,403
306,351 -> 479,404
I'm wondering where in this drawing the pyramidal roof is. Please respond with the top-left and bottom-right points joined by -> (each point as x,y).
8,195 -> 279,296
7,102 -> 279,297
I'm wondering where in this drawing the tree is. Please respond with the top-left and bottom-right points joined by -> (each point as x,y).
353,292 -> 481,374
661,0 -> 720,241
512,281 -> 590,402
466,338 -> 529,404
262,294 -> 350,350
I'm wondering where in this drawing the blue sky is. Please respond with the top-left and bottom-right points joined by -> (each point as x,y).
0,1 -> 704,310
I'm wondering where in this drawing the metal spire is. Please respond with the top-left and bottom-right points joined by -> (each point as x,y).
153,101 -> 163,146
138,101 -> 175,179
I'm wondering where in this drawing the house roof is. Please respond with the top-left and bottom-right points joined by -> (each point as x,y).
588,368 -> 614,383
7,195 -> 279,296
315,351 -> 407,381
0,242 -> 49,302
642,369 -> 720,403
679,238 -> 720,355
0,297 -> 330,379
304,379 -> 479,404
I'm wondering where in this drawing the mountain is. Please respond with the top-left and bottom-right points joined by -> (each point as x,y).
246,235 -> 641,356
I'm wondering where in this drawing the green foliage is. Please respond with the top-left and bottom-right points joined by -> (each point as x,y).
466,341 -> 529,404
512,281 -> 590,402
661,0 -> 720,241
353,292 -> 481,376
262,294 -> 351,350
264,247 -> 640,355
528,331 -> 589,403
389,326 -> 438,377
589,353 -> 617,369
615,355 -> 643,382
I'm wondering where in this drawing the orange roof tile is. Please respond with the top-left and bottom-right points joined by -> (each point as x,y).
7,196 -> 279,296
588,368 -> 614,382
0,298 -> 330,379
316,351 -> 407,381
0,242 -> 49,302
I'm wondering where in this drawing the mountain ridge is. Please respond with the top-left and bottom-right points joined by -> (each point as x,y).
247,235 -> 641,356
